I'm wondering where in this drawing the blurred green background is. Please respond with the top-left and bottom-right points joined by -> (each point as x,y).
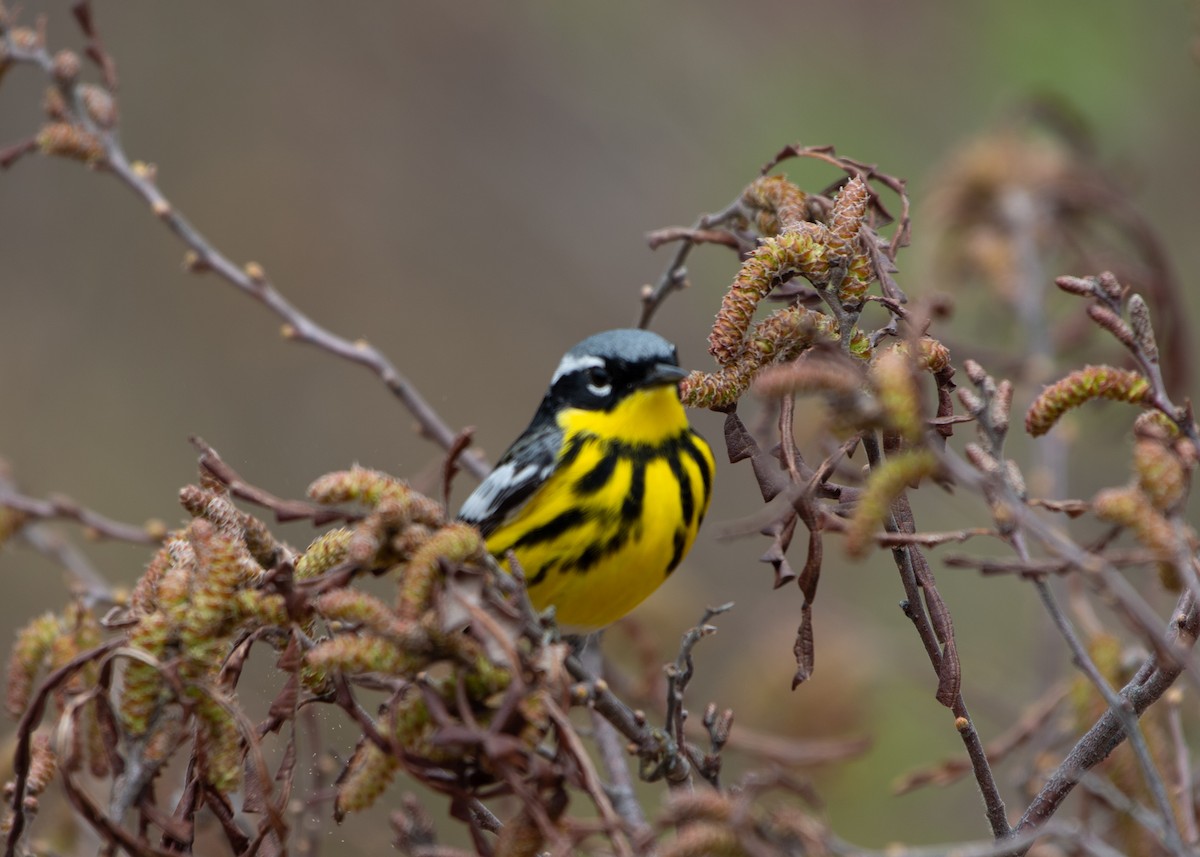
2,0 -> 1199,850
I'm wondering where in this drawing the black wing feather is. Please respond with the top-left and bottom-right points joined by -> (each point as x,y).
457,419 -> 562,536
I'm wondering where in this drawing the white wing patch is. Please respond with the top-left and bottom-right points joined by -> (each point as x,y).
458,461 -> 541,523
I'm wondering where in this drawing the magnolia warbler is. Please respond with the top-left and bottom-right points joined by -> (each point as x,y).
459,329 -> 714,628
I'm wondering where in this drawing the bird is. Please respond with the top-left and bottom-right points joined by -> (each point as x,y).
458,329 -> 715,629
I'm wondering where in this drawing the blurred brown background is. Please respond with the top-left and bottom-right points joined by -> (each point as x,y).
2,1 -> 1199,849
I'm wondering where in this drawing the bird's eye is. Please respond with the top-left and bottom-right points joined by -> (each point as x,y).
585,366 -> 612,396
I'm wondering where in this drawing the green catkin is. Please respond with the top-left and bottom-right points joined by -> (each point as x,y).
1025,365 -> 1152,437
845,450 -> 938,559
119,611 -> 173,737
398,523 -> 484,619
295,527 -> 353,580
5,613 -> 60,718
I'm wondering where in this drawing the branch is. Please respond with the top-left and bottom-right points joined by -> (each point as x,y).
862,433 -> 1011,840
894,683 -> 1068,795
1012,593 -> 1200,847
638,197 -> 749,329
190,436 -> 364,526
4,639 -> 123,857
662,602 -> 734,790
875,527 -> 998,548
0,11 -> 489,481
0,484 -> 161,545
1028,564 -> 1188,856
576,640 -> 651,839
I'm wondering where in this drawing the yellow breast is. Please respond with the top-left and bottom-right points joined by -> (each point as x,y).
485,386 -> 714,628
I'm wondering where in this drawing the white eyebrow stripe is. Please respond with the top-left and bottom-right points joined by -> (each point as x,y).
551,353 -> 605,384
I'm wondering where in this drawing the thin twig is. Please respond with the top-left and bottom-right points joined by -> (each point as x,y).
0,19 -> 489,480
1028,566 -> 1188,857
662,603 -> 733,790
1163,688 -> 1198,844
1013,593 -> 1199,846
942,548 -> 1163,577
645,226 -> 741,251
543,696 -> 634,857
190,436 -> 364,526
875,527 -> 998,548
824,820 -> 1131,857
0,484 -> 161,545
894,683 -> 1068,795
862,432 -> 1011,840
16,522 -> 123,607
1077,774 -> 1168,846
933,427 -> 1199,688
565,652 -> 689,787
4,639 -> 123,857
576,640 -> 650,838
638,197 -> 747,329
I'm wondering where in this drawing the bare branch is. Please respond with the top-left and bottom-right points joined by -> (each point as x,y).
0,17 -> 489,480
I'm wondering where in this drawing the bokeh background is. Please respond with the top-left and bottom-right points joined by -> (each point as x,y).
3,1 -> 1199,850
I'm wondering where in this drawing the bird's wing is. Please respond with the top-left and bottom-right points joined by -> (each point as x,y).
457,420 -> 562,536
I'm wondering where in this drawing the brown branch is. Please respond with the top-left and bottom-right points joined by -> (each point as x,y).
566,653 -> 691,788
70,1 -> 118,89
60,762 -> 181,857
862,433 -> 1010,840
875,527 -> 998,548
1026,550 -> 1188,857
543,696 -> 634,857
934,438 -> 1200,691
638,197 -> 748,329
645,226 -> 742,251
943,548 -> 1161,577
190,436 -> 363,526
4,639 -> 122,857
0,484 -> 162,545
1164,688 -> 1198,845
1027,498 -> 1091,517
576,641 -> 650,840
1012,593 -> 1200,849
895,683 -> 1068,795
661,603 -> 733,790
0,18 -> 489,481
949,356 -> 1193,854
0,137 -> 38,169
716,725 -> 870,768
14,522 -> 122,607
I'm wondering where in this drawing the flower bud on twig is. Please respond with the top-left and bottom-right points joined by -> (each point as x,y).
51,49 -> 80,83
1054,275 -> 1098,298
36,121 -> 103,164
1086,304 -> 1136,351
1127,294 -> 1159,363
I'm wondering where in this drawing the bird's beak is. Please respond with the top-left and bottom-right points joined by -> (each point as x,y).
643,362 -> 688,388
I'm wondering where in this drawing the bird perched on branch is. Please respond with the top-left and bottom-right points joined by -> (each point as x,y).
459,329 -> 714,628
